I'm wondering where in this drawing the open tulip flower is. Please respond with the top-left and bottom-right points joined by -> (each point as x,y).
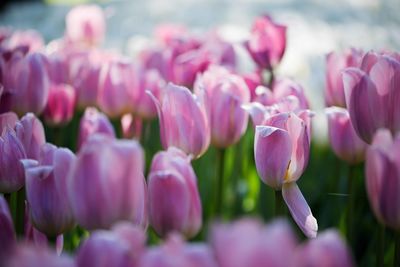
254,112 -> 318,238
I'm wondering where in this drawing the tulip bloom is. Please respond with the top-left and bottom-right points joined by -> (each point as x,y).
15,113 -> 46,160
43,84 -> 76,126
211,218 -> 297,267
254,112 -> 317,238
326,107 -> 366,164
0,195 -> 16,262
245,15 -> 286,70
7,30 -> 44,53
24,143 -> 76,237
325,48 -> 363,107
291,230 -> 354,267
148,147 -> 202,238
77,107 -> 116,150
343,51 -> 400,143
195,66 -> 250,148
149,83 -> 210,158
68,135 -> 147,230
65,5 -> 105,47
366,129 -> 400,230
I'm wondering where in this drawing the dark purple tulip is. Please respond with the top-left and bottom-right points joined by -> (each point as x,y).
366,129 -> 400,230
24,143 -> 76,237
0,195 -> 16,263
15,113 -> 46,160
148,147 -> 202,238
69,135 -> 147,230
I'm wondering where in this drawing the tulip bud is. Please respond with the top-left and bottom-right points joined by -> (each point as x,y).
326,107 -> 367,164
121,114 -> 142,140
149,83 -> 210,158
43,84 -> 76,126
0,195 -> 16,262
292,230 -> 354,267
65,5 -> 106,47
366,129 -> 400,230
210,218 -> 297,267
7,53 -> 49,115
77,107 -> 115,150
148,147 -> 202,238
69,135 -> 147,230
273,78 -> 309,110
0,128 -> 27,193
15,113 -> 46,160
24,143 -> 76,237
245,15 -> 286,70
343,51 -> 400,143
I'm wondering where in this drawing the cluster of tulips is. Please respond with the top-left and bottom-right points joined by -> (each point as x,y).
0,3 -> 399,266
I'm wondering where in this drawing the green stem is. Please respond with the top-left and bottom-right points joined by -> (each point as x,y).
4,193 -> 11,209
377,224 -> 385,267
53,126 -> 63,147
215,148 -> 226,217
15,188 -> 25,236
111,118 -> 122,139
347,165 -> 355,244
275,190 -> 284,217
395,231 -> 400,267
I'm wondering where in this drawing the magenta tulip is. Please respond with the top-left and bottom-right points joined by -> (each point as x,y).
65,5 -> 105,47
24,143 -> 76,237
0,195 -> 16,262
343,51 -> 400,143
366,129 -> 400,230
149,83 -> 210,158
211,218 -> 297,267
148,147 -> 202,238
68,134 -> 147,230
325,48 -> 363,107
43,84 -> 76,126
195,66 -> 250,148
77,107 -> 115,150
292,230 -> 354,267
326,107 -> 367,164
15,113 -> 46,160
245,15 -> 286,70
254,112 -> 317,238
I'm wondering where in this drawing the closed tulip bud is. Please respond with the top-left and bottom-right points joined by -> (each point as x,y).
366,129 -> 400,230
254,112 -> 317,238
7,53 -> 49,115
140,234 -> 217,267
195,66 -> 250,148
343,51 -> 400,143
98,60 -> 136,118
292,230 -> 354,267
77,107 -> 115,150
148,147 -> 202,238
76,223 -> 146,267
325,48 -> 363,107
210,218 -> 297,267
15,113 -> 46,160
326,107 -> 367,164
43,84 -> 76,126
65,5 -> 105,47
24,143 -> 76,237
0,128 -> 27,193
0,195 -> 16,262
69,135 -> 147,230
149,83 -> 210,158
245,15 -> 286,70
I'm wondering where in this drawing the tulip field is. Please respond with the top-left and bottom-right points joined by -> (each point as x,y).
0,3 -> 399,267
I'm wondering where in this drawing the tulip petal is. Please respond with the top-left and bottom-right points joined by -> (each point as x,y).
282,182 -> 318,238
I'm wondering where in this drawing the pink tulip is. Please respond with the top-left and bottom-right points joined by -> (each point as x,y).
77,107 -> 115,150
366,129 -> 400,230
210,218 -> 297,267
15,113 -> 46,160
149,83 -> 210,158
245,15 -> 286,70
148,147 -> 202,238
140,234 -> 217,267
65,5 -> 106,47
325,48 -> 363,107
7,30 -> 44,53
254,112 -> 317,238
23,143 -> 76,237
76,222 -> 146,267
326,107 -> 367,164
68,134 -> 147,230
195,66 -> 250,147
0,195 -> 16,262
242,72 -> 262,101
6,53 -> 49,115
0,112 -> 18,133
291,230 -> 354,267
43,84 -> 76,126
343,51 -> 400,143
273,78 -> 309,110
121,114 -> 142,140
0,127 -> 27,193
